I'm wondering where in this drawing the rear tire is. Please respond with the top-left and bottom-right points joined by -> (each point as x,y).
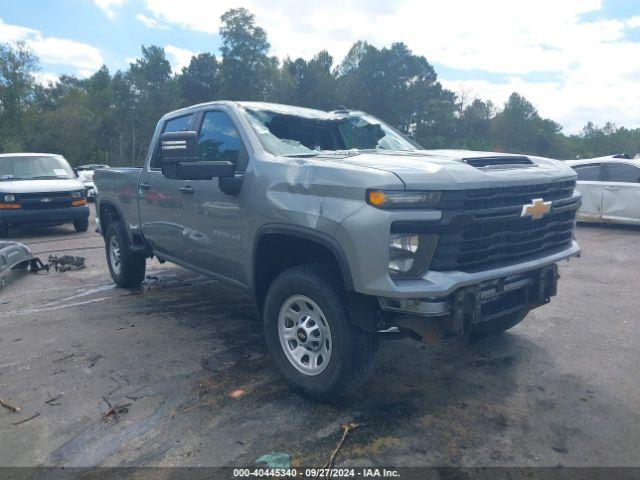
73,219 -> 89,232
472,310 -> 528,338
105,221 -> 146,288
263,263 -> 378,401
0,225 -> 8,238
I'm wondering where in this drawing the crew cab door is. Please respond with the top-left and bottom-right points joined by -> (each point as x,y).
601,162 -> 640,224
139,113 -> 196,258
176,109 -> 249,282
572,163 -> 604,222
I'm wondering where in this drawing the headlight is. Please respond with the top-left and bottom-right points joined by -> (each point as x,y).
71,191 -> 84,199
367,190 -> 441,209
388,233 -> 438,278
3,194 -> 16,202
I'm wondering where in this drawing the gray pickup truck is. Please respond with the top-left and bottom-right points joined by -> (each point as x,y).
95,101 -> 581,400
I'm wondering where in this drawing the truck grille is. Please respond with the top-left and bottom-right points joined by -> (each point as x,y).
430,209 -> 576,272
392,180 -> 579,273
432,180 -> 577,272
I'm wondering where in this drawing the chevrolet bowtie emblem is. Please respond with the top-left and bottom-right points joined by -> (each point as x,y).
521,198 -> 552,220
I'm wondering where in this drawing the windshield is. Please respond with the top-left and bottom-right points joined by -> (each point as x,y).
0,155 -> 75,181
242,107 -> 418,157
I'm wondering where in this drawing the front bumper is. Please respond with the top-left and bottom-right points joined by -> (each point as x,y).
390,239 -> 579,298
0,206 -> 90,226
380,263 -> 561,334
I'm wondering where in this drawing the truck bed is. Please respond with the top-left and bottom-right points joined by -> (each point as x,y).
94,167 -> 143,233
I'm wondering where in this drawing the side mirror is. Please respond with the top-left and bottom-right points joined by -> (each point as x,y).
160,131 -> 234,180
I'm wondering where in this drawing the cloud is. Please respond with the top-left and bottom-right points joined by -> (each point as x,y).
33,71 -> 60,85
627,16 -> 640,29
165,45 -> 195,72
137,13 -> 169,29
95,0 -> 127,19
0,18 -> 103,73
141,0 -> 640,132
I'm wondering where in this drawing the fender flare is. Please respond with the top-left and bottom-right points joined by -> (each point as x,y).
253,224 -> 355,292
97,200 -> 134,243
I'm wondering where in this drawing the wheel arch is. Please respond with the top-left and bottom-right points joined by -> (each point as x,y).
252,224 -> 354,311
98,200 -> 147,250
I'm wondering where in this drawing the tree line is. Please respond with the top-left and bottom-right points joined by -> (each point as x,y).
1,8 -> 638,167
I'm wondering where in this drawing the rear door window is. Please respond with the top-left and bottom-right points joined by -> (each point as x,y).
606,163 -> 640,183
573,163 -> 602,181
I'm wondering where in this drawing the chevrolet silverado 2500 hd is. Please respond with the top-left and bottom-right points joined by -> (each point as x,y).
94,101 -> 581,400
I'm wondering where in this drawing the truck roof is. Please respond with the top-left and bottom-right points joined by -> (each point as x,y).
161,101 -> 355,122
0,153 -> 63,158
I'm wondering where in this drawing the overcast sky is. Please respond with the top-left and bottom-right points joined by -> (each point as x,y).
1,0 -> 639,133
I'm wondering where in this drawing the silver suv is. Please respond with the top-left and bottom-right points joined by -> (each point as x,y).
95,102 -> 581,400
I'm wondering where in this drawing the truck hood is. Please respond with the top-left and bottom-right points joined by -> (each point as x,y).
330,149 -> 577,189
0,178 -> 85,194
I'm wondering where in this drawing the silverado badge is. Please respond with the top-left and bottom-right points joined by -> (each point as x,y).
521,198 -> 552,220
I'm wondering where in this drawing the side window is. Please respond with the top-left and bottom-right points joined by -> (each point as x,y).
573,164 -> 602,181
607,163 -> 640,183
150,114 -> 194,169
198,111 -> 242,169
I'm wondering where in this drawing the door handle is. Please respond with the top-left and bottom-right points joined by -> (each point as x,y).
179,186 -> 194,195
139,183 -> 151,190
604,186 -> 620,191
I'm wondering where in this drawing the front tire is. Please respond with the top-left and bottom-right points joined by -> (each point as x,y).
73,219 -> 89,232
105,221 -> 146,288
472,310 -> 528,338
263,263 -> 378,401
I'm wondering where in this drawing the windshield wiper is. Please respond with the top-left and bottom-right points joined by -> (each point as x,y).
31,175 -> 65,179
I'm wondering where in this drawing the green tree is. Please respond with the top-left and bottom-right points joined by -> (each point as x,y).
218,8 -> 278,100
127,45 -> 180,164
491,92 -> 566,157
454,98 -> 495,150
0,41 -> 38,151
283,51 -> 338,110
179,52 -> 220,105
338,41 -> 457,147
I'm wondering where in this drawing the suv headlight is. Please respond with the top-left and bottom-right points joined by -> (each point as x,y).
71,190 -> 84,199
367,190 -> 441,209
389,233 -> 438,278
3,194 -> 16,202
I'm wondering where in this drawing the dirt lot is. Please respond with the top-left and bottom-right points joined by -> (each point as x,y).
1,206 -> 639,469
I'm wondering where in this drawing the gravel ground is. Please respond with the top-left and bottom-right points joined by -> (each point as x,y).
1,206 -> 639,469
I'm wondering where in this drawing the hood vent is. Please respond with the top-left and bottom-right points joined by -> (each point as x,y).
462,156 -> 533,168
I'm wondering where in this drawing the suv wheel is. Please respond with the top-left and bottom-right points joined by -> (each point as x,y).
263,263 -> 378,401
73,219 -> 89,232
472,310 -> 528,338
105,221 -> 146,288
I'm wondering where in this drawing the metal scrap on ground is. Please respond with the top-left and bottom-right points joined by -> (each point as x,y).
48,255 -> 86,272
0,241 -> 48,287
